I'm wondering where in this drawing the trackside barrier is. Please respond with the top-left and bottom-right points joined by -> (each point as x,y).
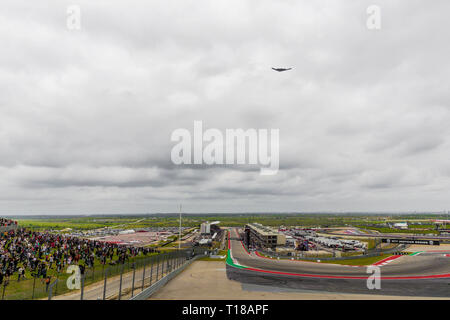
394,251 -> 412,255
130,254 -> 206,300
42,248 -> 207,300
255,244 -> 409,261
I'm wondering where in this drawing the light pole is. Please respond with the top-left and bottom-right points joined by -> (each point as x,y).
179,204 -> 182,250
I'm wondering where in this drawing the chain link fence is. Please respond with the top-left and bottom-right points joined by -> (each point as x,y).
1,247 -> 208,300
0,225 -> 19,233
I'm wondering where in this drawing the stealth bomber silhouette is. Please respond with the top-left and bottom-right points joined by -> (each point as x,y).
272,67 -> 292,72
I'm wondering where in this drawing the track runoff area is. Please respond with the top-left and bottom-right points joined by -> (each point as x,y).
225,228 -> 450,298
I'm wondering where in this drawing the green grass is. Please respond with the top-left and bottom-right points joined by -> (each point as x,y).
355,225 -> 440,235
196,249 -> 227,261
16,219 -> 106,231
13,213 -> 447,231
197,257 -> 226,261
255,251 -> 392,266
341,251 -> 365,257
318,254 -> 392,266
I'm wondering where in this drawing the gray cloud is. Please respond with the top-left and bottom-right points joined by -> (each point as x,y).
1,0 -> 450,214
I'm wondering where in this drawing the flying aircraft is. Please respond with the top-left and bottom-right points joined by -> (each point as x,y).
272,67 -> 292,72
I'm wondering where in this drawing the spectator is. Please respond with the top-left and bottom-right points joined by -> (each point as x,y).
45,276 -> 51,292
0,216 -> 155,283
18,267 -> 23,281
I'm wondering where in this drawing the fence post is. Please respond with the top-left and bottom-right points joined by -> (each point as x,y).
149,258 -> 153,286
80,274 -> 85,300
131,262 -> 136,297
118,264 -> 124,300
141,262 -> 146,292
102,268 -> 108,300
32,276 -> 36,300
178,251 -> 186,267
168,253 -> 171,273
54,275 -> 58,296
165,253 -> 168,275
156,255 -> 160,281
1,282 -> 6,300
48,280 -> 54,300
166,253 -> 169,274
171,252 -> 175,271
172,252 -> 175,269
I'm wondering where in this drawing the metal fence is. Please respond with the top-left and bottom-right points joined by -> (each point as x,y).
0,225 -> 19,233
130,253 -> 205,300
0,247 -> 208,300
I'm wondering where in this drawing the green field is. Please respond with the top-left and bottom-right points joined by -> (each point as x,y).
256,252 -> 392,266
355,225 -> 440,235
318,254 -> 392,266
11,213 -> 448,232
198,250 -> 228,261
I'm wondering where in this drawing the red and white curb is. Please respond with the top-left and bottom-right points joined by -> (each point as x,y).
372,255 -> 402,266
253,248 -> 365,267
228,230 -> 450,280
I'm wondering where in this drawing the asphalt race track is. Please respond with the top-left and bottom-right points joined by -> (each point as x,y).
226,228 -> 450,297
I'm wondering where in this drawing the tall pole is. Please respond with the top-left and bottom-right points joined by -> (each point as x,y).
179,204 -> 182,250
131,263 -> 136,298
118,264 -> 124,300
80,275 -> 85,300
103,268 -> 107,300
141,263 -> 146,292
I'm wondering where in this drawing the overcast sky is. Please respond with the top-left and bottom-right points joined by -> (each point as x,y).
1,0 -> 449,215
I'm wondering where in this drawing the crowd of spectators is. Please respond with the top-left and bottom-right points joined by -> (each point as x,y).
0,220 -> 156,287
0,218 -> 17,228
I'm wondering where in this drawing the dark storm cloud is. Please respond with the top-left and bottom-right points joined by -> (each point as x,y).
1,0 -> 450,214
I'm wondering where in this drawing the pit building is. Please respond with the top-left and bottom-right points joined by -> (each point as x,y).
244,223 -> 286,249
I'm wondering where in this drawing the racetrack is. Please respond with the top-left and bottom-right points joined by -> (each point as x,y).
227,228 -> 450,297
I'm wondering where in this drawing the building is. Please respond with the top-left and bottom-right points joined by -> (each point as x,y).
392,222 -> 408,229
200,222 -> 211,235
245,223 -> 286,249
198,238 -> 212,246
200,221 -> 221,235
118,229 -> 135,235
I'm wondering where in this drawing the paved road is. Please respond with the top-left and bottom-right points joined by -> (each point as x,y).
227,228 -> 450,297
